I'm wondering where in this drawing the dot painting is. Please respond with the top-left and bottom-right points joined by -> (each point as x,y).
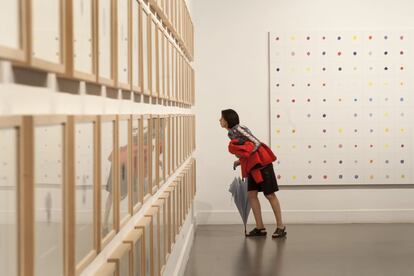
270,30 -> 413,185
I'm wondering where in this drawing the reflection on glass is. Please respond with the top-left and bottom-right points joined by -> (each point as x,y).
159,119 -> 165,185
134,239 -> 142,276
132,119 -> 141,207
101,121 -> 114,238
75,122 -> 95,264
143,119 -> 149,196
145,224 -> 151,276
119,251 -> 130,276
0,127 -> 18,276
119,120 -> 129,222
34,125 -> 64,276
151,118 -> 158,190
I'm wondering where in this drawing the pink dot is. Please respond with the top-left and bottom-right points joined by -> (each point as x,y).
277,175 -> 281,179
369,35 -> 373,40
323,175 -> 328,179
292,99 -> 296,103
338,144 -> 343,148
338,51 -> 342,56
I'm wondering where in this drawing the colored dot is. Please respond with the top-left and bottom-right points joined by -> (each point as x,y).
400,51 -> 404,55
308,145 -> 312,149
338,51 -> 342,56
338,144 -> 343,148
385,128 -> 389,132
354,175 -> 359,179
339,160 -> 343,164
337,36 -> 341,40
353,35 -> 358,40
307,36 -> 311,40
401,128 -> 405,133
276,68 -> 280,72
384,67 -> 388,70
322,51 -> 326,55
384,35 -> 388,40
308,175 -> 312,179
401,160 -> 405,164
292,129 -> 296,134
323,175 -> 328,179
385,144 -> 389,149
277,175 -> 281,179
291,36 -> 296,40
291,83 -> 295,87
276,145 -> 281,149
353,51 -> 357,55
368,51 -> 372,56
292,176 -> 297,180
400,35 -> 404,40
276,129 -> 280,134
291,51 -> 295,56
292,99 -> 295,103
400,82 -> 404,86
339,175 -> 343,179
292,145 -> 296,149
338,128 -> 343,133
370,175 -> 374,180
401,174 -> 406,179
384,51 -> 388,55
322,114 -> 327,118
384,112 -> 389,117
400,112 -> 405,116
307,52 -> 311,56
384,82 -> 388,86
306,67 -> 311,72
369,35 -> 373,40
322,36 -> 326,40
307,98 -> 311,102
400,66 -> 404,70
338,67 -> 342,71
275,37 -> 280,41
353,67 -> 357,71
276,114 -> 280,118
322,67 -> 326,71
307,83 -> 311,87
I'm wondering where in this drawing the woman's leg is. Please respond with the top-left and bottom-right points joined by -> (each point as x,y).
265,192 -> 284,228
248,190 -> 265,229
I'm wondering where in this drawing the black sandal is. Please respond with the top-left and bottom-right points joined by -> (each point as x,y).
272,226 -> 287,238
245,227 -> 267,237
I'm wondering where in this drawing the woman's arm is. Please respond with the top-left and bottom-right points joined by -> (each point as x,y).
236,125 -> 261,151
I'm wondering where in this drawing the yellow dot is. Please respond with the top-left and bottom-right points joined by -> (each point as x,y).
292,145 -> 296,149
276,145 -> 281,149
338,128 -> 343,133
400,128 -> 405,133
384,144 -> 389,149
400,82 -> 404,86
368,81 -> 373,87
292,129 -> 296,134
292,176 -> 297,180
291,36 -> 296,40
384,82 -> 389,86
385,128 -> 389,133
306,67 -> 311,72
353,35 -> 358,40
401,174 -> 406,179
384,112 -> 389,117
276,129 -> 280,134
370,175 -> 374,180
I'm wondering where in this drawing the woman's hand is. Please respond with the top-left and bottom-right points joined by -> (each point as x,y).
233,160 -> 241,170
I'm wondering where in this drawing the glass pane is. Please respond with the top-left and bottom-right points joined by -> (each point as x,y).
119,251 -> 130,276
164,118 -> 170,177
159,119 -> 165,185
151,118 -> 158,190
119,120 -> 130,222
151,20 -> 157,94
134,239 -> 142,276
98,0 -> 112,80
73,0 -> 93,74
117,0 -> 129,84
143,119 -> 149,196
132,0 -> 140,87
145,224 -> 151,276
132,119 -> 141,207
34,125 -> 64,276
168,42 -> 173,99
142,11 -> 149,91
159,204 -> 165,268
74,122 -> 95,264
0,1 -> 20,49
0,127 -> 18,276
101,121 -> 114,238
158,29 -> 164,98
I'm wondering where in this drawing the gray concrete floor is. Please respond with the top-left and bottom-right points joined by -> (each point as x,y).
184,224 -> 414,276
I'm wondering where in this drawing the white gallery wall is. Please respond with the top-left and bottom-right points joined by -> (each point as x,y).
193,0 -> 414,224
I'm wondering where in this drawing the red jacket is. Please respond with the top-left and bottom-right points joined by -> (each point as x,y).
228,140 -> 277,183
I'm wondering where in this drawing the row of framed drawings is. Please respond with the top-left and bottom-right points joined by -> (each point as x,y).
95,160 -> 196,276
0,0 -> 195,105
146,0 -> 194,60
0,114 -> 195,276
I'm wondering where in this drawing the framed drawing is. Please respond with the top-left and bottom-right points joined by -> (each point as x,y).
158,26 -> 165,99
123,229 -> 144,276
158,116 -> 166,187
97,0 -> 115,86
132,0 -> 143,93
115,0 -> 131,89
117,115 -> 132,228
144,207 -> 160,276
71,0 -> 97,82
152,199 -> 167,275
0,117 -> 24,276
33,116 -> 67,276
108,243 -> 131,276
141,7 -> 151,96
150,15 -> 159,98
98,115 -> 117,247
0,0 -> 26,61
135,217 -> 152,276
142,115 -> 151,202
30,0 -> 65,73
159,189 -> 173,257
73,116 -> 98,274
94,262 -> 116,276
151,115 -> 159,195
132,115 -> 143,213
164,115 -> 171,179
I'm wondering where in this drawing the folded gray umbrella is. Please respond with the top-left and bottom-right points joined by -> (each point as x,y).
229,177 -> 251,234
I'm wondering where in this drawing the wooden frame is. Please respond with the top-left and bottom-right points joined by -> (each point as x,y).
131,0 -> 143,93
144,207 -> 160,276
71,116 -> 99,275
96,0 -> 116,86
94,262 -> 116,276
131,115 -> 143,213
158,24 -> 165,99
123,229 -> 144,276
117,115 -> 132,228
0,0 -> 27,62
98,115 -> 117,249
108,243 -> 131,276
33,116 -> 68,276
135,216 -> 152,276
142,115 -> 151,202
141,7 -> 151,96
27,0 -> 66,73
149,14 -> 159,98
0,117 -> 25,276
159,189 -> 173,258
172,115 -> 177,171
152,198 -> 167,274
68,0 -> 98,82
150,115 -> 159,195
114,0 -> 132,90
163,31 -> 170,101
164,115 -> 172,179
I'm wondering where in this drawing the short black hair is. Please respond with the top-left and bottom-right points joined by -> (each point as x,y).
221,109 -> 239,128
